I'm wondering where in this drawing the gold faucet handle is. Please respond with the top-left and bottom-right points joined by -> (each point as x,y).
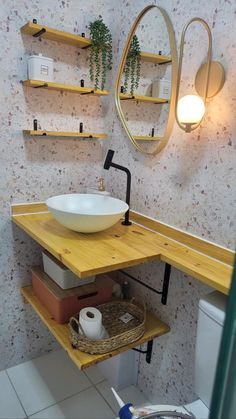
98,177 -> 105,191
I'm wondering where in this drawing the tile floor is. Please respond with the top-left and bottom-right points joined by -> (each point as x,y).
1,349 -> 150,419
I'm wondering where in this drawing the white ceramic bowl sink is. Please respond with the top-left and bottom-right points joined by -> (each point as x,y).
46,193 -> 129,233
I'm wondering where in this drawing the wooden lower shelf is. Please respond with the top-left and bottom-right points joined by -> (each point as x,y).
21,286 -> 170,370
120,93 -> 168,104
22,80 -> 109,96
23,130 -> 107,139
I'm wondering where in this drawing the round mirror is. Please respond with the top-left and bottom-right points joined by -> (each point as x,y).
115,5 -> 178,155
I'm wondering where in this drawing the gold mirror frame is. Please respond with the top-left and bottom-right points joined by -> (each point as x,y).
115,5 -> 178,155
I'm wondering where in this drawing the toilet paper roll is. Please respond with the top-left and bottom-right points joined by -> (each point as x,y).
79,307 -> 102,340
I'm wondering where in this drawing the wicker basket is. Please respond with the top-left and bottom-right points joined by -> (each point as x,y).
69,299 -> 146,354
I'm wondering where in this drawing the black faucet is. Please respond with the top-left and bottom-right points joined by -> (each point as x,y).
103,149 -> 132,226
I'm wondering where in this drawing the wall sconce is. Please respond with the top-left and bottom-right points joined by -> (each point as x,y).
175,18 -> 225,133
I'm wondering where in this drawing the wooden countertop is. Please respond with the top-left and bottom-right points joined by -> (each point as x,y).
12,203 -> 234,294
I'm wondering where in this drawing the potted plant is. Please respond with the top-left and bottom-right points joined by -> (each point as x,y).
123,35 -> 141,95
88,17 -> 113,91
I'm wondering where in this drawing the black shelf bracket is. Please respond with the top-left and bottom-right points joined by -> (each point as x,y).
158,61 -> 172,66
132,340 -> 153,364
80,90 -> 94,95
33,27 -> 46,38
119,262 -> 172,305
161,263 -> 171,305
34,83 -> 48,88
122,95 -> 135,100
81,44 -> 91,50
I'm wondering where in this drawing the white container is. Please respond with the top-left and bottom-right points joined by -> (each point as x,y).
98,350 -> 139,390
42,250 -> 95,289
28,54 -> 54,82
152,78 -> 171,100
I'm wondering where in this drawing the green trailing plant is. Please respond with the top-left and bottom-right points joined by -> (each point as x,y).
123,35 -> 141,95
88,17 -> 113,91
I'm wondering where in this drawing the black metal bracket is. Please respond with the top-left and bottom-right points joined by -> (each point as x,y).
119,262 -> 172,305
80,90 -> 94,95
132,340 -> 153,364
34,83 -> 48,88
122,95 -> 135,100
33,27 -> 46,38
161,263 -> 171,305
81,44 -> 91,49
159,61 -> 171,66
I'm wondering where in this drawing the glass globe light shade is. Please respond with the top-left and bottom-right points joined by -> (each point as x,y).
177,94 -> 205,125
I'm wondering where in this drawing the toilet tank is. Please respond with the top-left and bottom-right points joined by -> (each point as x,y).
195,291 -> 226,408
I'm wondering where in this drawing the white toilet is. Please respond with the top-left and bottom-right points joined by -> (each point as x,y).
140,291 -> 226,419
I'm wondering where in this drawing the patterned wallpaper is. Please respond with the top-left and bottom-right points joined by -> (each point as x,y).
105,0 -> 236,405
0,0 -> 235,408
0,0 -> 112,370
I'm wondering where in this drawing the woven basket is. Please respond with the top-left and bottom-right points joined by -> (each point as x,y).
69,299 -> 146,354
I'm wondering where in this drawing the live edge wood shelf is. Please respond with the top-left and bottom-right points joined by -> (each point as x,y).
21,21 -> 91,48
23,130 -> 107,139
12,203 -> 234,294
22,80 -> 109,96
21,286 -> 169,370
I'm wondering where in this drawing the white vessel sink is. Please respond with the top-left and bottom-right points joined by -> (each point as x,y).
46,193 -> 129,233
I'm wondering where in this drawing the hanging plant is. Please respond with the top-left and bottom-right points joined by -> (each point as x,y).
123,35 -> 141,95
88,17 -> 113,91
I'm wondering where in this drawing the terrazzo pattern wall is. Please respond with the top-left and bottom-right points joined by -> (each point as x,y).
104,0 -> 236,405
1,0 -> 235,408
0,0 -> 113,370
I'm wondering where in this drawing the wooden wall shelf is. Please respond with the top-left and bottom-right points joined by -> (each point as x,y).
120,93 -> 168,104
11,203 -> 234,294
23,130 -> 107,139
133,135 -> 162,141
21,286 -> 169,370
21,22 -> 91,48
22,80 -> 109,96
140,51 -> 172,64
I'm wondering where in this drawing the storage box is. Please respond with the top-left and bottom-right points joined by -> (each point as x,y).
42,250 -> 95,289
152,78 -> 171,100
28,54 -> 54,82
32,266 -> 115,324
